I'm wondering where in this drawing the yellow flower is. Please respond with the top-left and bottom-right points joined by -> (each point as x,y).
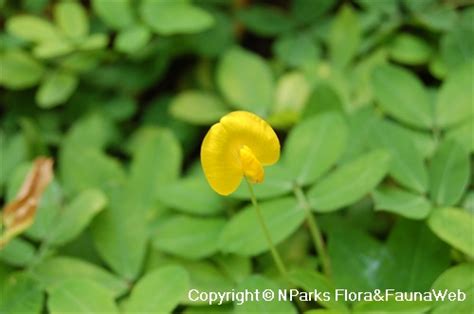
201,111 -> 280,195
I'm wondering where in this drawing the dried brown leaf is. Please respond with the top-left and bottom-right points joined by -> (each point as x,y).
1,157 -> 54,248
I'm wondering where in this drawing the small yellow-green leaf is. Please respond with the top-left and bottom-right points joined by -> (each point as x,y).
114,25 -> 151,54
435,59 -> 474,128
54,1 -> 89,39
284,112 -> 348,186
47,279 -> 119,314
32,256 -> 128,298
373,186 -> 431,219
140,1 -> 214,35
0,50 -> 44,89
92,0 -> 135,30
170,90 -> 230,125
126,266 -> 190,313
429,140 -> 470,206
36,71 -> 78,108
152,215 -> 226,259
308,150 -> 391,212
0,274 -> 43,314
388,33 -> 433,65
219,197 -> 305,256
6,15 -> 61,42
428,208 -> 474,257
49,189 -> 107,245
330,5 -> 360,69
372,63 -> 433,129
217,48 -> 274,115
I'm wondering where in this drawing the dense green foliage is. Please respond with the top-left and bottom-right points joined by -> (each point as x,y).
0,0 -> 473,313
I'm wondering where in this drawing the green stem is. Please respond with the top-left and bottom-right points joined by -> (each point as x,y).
293,184 -> 332,278
245,178 -> 289,280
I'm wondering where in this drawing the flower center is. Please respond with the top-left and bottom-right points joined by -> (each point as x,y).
239,145 -> 264,183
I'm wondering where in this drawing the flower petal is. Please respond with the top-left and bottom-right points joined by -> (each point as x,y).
201,111 -> 280,195
220,111 -> 280,165
201,123 -> 243,195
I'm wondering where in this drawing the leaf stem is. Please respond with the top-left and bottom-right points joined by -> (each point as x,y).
293,184 -> 332,278
244,178 -> 289,280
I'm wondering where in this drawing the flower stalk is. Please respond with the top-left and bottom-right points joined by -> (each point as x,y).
245,178 -> 289,280
293,184 -> 332,278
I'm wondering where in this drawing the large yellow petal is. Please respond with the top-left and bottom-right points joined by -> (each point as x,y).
201,111 -> 280,195
219,111 -> 280,165
201,122 -> 243,195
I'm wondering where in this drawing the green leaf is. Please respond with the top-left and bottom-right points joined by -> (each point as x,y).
0,274 -> 43,314
369,120 -> 429,193
63,113 -> 116,151
355,0 -> 397,14
126,265 -> 190,313
291,0 -> 336,24
290,269 -> 348,311
79,33 -> 108,50
127,127 -> 182,208
308,150 -> 391,212
6,15 -> 61,42
152,215 -> 226,259
234,275 -> 297,314
429,140 -> 470,206
92,0 -> 135,30
32,256 -> 128,298
447,119 -> 474,153
219,197 -> 305,256
60,148 -> 126,195
90,129 -> 177,279
328,224 -> 387,291
284,112 -> 348,186
181,260 -> 234,305
302,82 -> 344,118
231,163 -> 293,200
0,133 -> 28,190
339,107 -> 377,162
217,48 -> 274,115
213,254 -> 252,284
91,187 -> 148,280
441,22 -> 474,70
54,1 -> 88,39
237,5 -> 294,37
0,237 -> 35,267
36,70 -> 78,108
47,279 -> 119,314
272,71 -> 311,122
416,4 -> 457,32
114,25 -> 151,54
330,5 -> 360,69
140,1 -> 214,35
373,186 -> 431,219
435,59 -> 474,128
388,33 -> 433,65
0,50 -> 44,89
273,33 -> 319,69
431,263 -> 474,314
33,40 -> 74,59
170,90 -> 230,125
428,208 -> 474,257
380,220 -> 450,291
49,189 -> 107,245
372,64 -> 433,129
156,177 -> 227,215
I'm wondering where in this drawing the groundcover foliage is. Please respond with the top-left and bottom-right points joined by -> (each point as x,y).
0,0 -> 473,313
